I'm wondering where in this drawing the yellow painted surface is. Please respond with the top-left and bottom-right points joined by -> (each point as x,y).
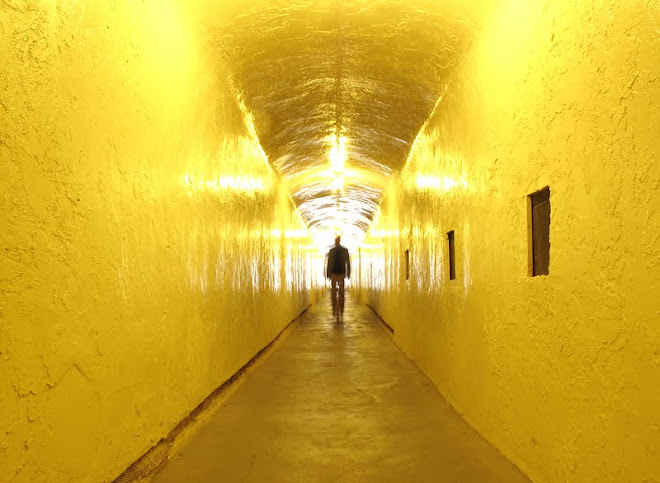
358,1 -> 660,481
0,2 -> 321,481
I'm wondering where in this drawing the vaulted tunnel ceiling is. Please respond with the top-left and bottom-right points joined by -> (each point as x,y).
215,0 -> 475,245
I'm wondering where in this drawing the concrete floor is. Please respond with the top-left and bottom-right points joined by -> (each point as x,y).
152,295 -> 529,482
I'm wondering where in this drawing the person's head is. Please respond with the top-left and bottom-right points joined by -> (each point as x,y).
334,236 -> 341,246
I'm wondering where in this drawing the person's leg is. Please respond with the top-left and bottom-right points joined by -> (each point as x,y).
330,276 -> 338,315
338,277 -> 345,316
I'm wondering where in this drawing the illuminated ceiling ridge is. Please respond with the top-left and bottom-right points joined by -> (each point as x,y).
215,0 -> 475,246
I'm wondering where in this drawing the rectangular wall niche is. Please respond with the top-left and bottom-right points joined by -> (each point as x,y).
529,187 -> 551,276
447,231 -> 456,280
404,249 -> 410,281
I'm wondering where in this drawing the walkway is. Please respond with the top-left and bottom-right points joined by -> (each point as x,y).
152,295 -> 529,482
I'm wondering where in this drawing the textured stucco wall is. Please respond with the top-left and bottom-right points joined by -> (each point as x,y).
0,1 -> 320,481
358,0 -> 660,481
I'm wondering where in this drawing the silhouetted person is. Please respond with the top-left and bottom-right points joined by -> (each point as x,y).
326,236 -> 350,320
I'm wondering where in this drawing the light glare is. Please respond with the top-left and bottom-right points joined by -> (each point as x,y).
329,136 -> 347,173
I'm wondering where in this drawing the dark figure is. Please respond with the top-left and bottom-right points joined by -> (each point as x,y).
326,236 -> 351,320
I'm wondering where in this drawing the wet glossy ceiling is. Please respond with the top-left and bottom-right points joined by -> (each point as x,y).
216,0 -> 475,245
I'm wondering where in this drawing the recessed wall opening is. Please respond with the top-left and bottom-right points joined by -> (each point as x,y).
528,186 -> 551,276
404,249 -> 410,281
447,231 -> 456,280
358,247 -> 361,280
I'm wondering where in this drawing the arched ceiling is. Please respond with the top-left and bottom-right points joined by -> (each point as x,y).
215,0 -> 475,246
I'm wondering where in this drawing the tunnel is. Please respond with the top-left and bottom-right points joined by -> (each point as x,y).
1,0 -> 659,481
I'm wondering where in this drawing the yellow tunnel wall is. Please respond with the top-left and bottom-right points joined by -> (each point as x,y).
0,2 -> 321,481
358,0 -> 659,481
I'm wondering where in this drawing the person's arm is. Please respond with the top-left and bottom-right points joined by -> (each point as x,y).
346,250 -> 351,279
